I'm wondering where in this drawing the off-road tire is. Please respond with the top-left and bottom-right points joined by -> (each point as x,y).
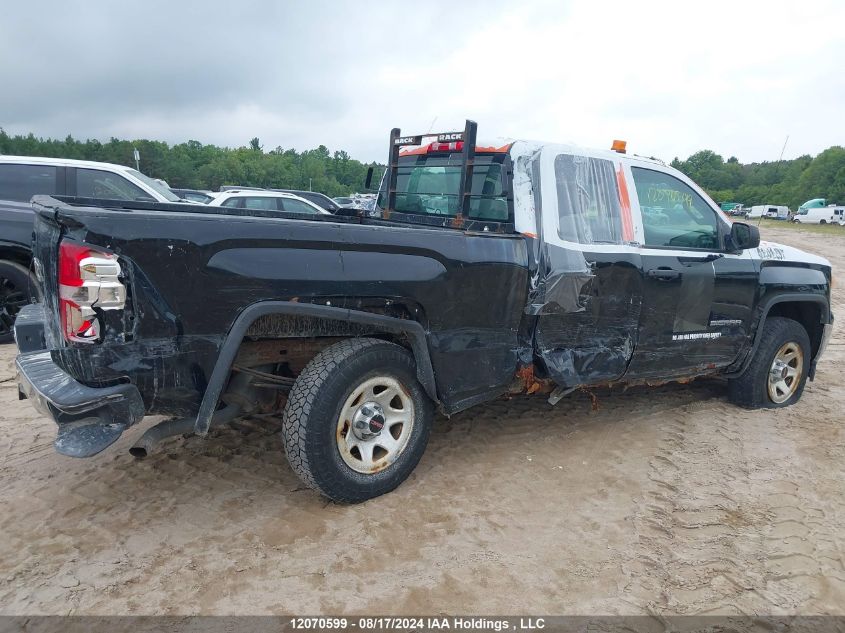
728,317 -> 811,409
0,260 -> 38,344
282,337 -> 434,503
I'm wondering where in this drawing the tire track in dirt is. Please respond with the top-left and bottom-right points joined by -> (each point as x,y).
627,397 -> 780,614
632,393 -> 845,614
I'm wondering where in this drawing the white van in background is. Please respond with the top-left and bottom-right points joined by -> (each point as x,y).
745,205 -> 790,220
793,205 -> 845,225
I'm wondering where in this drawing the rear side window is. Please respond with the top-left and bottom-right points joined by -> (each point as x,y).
76,168 -> 151,201
300,192 -> 329,208
554,154 -> 623,244
220,196 -> 242,208
0,164 -> 58,202
281,198 -> 320,214
242,196 -> 278,210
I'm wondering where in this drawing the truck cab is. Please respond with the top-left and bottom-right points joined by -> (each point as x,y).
374,125 -> 831,390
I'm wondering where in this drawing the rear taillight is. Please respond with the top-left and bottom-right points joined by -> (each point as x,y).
58,241 -> 126,344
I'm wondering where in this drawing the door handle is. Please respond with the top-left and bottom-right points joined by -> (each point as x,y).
678,253 -> 724,263
647,268 -> 681,280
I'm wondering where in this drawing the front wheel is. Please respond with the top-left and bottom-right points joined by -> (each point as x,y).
282,338 -> 433,503
728,317 -> 810,409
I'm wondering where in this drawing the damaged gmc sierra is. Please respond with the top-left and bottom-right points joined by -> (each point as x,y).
13,121 -> 834,502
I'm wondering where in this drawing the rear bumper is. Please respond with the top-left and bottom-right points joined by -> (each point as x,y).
16,350 -> 145,426
14,304 -> 144,457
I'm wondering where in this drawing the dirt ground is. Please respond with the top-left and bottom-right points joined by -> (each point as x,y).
0,225 -> 843,616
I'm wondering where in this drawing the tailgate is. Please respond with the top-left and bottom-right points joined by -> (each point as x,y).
29,197 -> 65,350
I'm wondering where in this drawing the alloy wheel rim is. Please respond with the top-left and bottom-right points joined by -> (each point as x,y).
336,375 -> 414,474
767,342 -> 803,404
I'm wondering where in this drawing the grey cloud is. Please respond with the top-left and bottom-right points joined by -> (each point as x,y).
2,0 -> 518,159
1,0 -> 842,164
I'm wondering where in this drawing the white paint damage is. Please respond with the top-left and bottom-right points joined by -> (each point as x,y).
754,240 -> 831,268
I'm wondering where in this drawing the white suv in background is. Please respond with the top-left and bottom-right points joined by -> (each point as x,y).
0,155 -> 182,203
0,155 -> 189,342
209,190 -> 331,214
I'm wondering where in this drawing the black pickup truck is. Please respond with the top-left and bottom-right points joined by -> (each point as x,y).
13,122 -> 834,502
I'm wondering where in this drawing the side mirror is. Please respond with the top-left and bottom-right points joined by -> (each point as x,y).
364,167 -> 373,190
729,221 -> 760,251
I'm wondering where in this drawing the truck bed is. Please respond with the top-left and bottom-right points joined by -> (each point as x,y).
28,195 -> 531,416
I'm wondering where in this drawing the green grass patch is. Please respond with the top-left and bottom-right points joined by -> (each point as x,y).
750,217 -> 845,236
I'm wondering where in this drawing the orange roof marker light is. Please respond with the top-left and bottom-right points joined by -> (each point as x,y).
611,140 -> 627,154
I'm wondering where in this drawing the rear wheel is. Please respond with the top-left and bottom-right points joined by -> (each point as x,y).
820,219 -> 827,224
728,317 -> 810,408
0,261 -> 37,344
282,338 -> 433,503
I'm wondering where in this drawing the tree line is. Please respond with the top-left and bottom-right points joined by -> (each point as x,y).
670,146 -> 845,210
1,128 -> 842,208
0,130 -> 380,197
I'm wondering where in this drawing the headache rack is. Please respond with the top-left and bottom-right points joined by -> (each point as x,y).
381,119 -> 514,232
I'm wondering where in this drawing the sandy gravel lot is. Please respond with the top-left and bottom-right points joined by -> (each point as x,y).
0,225 -> 842,616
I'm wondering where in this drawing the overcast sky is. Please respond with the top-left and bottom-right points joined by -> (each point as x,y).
1,0 -> 842,164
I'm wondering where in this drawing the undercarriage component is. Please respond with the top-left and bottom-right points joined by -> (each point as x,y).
129,364 -> 276,458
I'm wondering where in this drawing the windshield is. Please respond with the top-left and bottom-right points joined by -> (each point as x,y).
377,153 -> 509,221
126,168 -> 181,202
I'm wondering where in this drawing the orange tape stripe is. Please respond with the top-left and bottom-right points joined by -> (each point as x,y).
616,164 -> 634,242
